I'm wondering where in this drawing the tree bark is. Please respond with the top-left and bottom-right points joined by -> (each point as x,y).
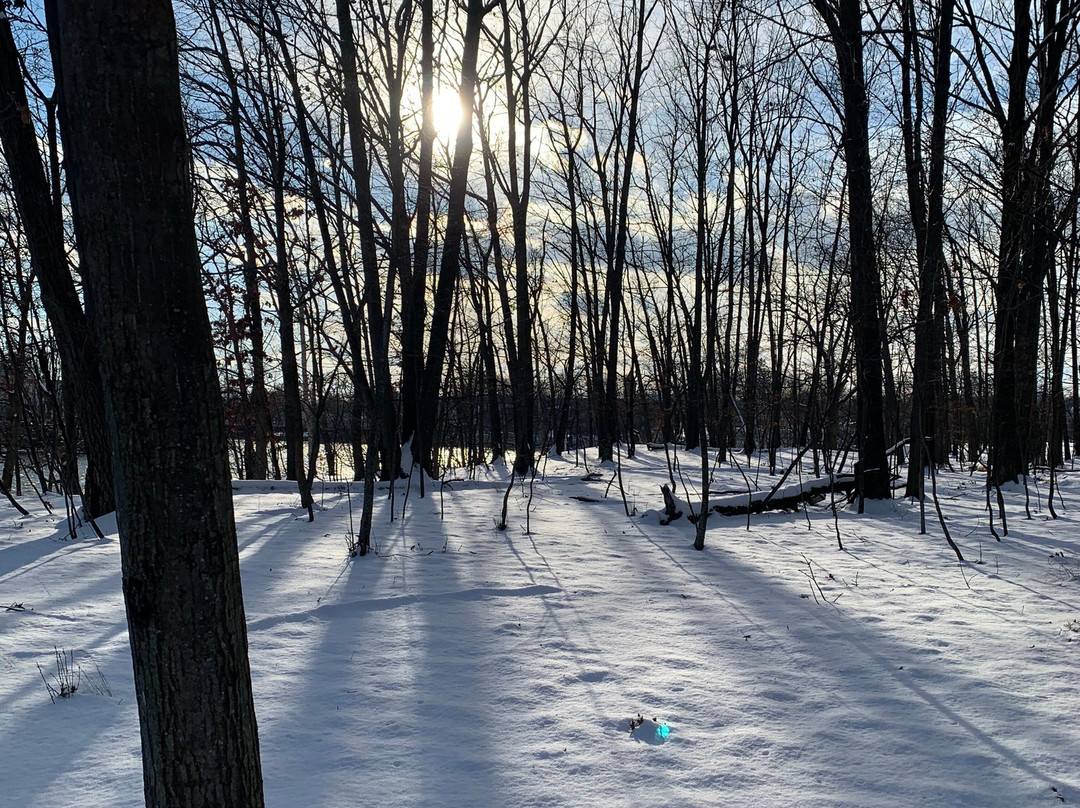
500,0 -> 537,475
52,1 -> 264,804
812,0 -> 891,503
267,84 -> 309,504
337,0 -> 400,485
599,0 -> 656,463
400,0 -> 435,451
987,0 -> 1073,484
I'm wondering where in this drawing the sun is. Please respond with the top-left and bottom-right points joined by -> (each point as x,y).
431,89 -> 462,142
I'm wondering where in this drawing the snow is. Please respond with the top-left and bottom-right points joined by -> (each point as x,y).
2,449 -> 1079,807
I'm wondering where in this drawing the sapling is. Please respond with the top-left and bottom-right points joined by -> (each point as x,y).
38,647 -> 79,702
525,442 -> 546,534
929,457 -> 963,561
401,458 -> 416,521
615,441 -> 630,516
37,648 -> 108,702
497,467 -> 516,531
0,478 -> 30,517
344,478 -> 358,557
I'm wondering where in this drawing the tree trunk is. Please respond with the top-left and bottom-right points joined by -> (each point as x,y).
400,0 -> 435,451
553,112 -> 582,455
208,0 -> 270,480
987,0 -> 1074,484
0,12 -> 114,517
904,0 -> 954,497
337,0 -> 399,485
52,1 -> 264,804
415,0 -> 489,476
599,0 -> 656,463
266,78 -> 308,503
500,0 -> 536,475
812,0 -> 891,503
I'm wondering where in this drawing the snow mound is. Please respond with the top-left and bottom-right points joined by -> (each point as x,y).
625,716 -> 672,745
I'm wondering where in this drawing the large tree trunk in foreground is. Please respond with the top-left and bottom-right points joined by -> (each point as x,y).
52,1 -> 264,804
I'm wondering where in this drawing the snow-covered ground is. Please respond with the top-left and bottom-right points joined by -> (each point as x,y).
2,448 -> 1078,807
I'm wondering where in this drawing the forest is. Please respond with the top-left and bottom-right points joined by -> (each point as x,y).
2,0 -> 1078,528
1,0 -> 1080,805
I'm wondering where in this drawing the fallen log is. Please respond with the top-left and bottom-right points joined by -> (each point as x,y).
708,474 -> 857,517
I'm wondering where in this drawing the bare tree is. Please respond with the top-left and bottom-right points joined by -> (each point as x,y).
0,10 -> 113,517
811,0 -> 891,503
900,0 -> 954,497
50,0 -> 264,802
414,0 -> 498,475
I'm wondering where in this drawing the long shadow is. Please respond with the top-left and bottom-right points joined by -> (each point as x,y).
0,515 -> 114,582
4,487 -> 337,806
403,503 -> 508,805
501,528 -> 615,719
833,481 -> 1080,616
1,682 -> 142,807
247,474 -> 515,806
0,516 -> 139,805
247,584 -> 560,632
7,464 -> 1075,805
224,482 -> 398,807
459,454 -> 1074,804
609,502 -> 1078,803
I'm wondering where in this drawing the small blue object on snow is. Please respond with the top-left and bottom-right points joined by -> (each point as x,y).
656,723 -> 670,739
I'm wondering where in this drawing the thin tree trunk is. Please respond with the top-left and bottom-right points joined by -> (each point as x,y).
266,76 -> 308,505
501,0 -> 536,475
0,12 -> 114,517
400,0 -> 435,450
599,0 -> 657,463
208,0 -> 270,479
337,0 -> 399,488
415,0 -> 491,475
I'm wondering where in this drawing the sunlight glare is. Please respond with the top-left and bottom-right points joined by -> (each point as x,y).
432,89 -> 462,142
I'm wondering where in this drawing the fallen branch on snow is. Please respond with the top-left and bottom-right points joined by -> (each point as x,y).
705,474 -> 856,517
